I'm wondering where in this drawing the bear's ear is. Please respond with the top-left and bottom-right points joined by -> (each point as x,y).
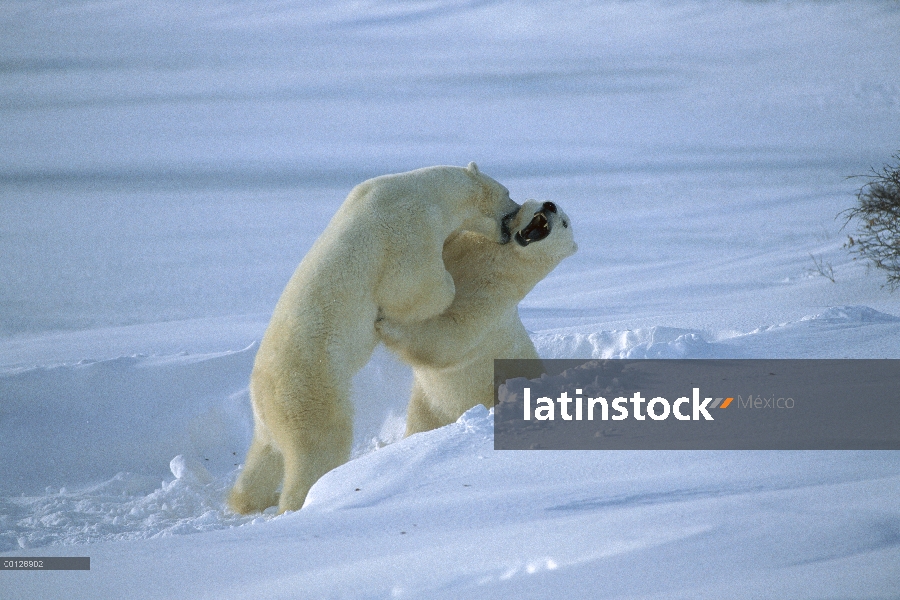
466,162 -> 479,175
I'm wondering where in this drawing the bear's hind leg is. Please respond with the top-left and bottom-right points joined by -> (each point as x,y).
228,434 -> 284,514
275,401 -> 354,513
404,381 -> 447,436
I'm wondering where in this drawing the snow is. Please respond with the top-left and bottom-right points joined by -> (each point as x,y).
2,0 -> 900,597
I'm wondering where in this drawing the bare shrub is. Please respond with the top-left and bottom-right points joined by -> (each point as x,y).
841,152 -> 900,290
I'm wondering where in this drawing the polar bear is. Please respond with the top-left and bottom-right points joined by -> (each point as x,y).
377,200 -> 577,435
228,163 -> 520,514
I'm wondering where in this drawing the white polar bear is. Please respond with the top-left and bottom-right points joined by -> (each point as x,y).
378,200 -> 577,435
228,163 -> 519,514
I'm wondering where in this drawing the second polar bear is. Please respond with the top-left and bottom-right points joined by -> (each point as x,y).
378,200 -> 577,435
228,163 -> 520,514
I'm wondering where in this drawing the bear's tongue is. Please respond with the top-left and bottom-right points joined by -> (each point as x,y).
515,212 -> 550,246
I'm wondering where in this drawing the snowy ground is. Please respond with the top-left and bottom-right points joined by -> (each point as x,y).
2,1 -> 900,598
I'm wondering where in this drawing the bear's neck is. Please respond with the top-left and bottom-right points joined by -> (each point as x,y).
497,254 -> 559,304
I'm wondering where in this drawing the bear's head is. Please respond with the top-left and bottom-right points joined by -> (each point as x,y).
507,199 -> 578,266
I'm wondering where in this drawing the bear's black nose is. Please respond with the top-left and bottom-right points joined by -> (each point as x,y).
542,202 -> 557,213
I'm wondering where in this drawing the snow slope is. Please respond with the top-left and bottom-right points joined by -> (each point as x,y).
7,407 -> 900,599
2,0 -> 900,597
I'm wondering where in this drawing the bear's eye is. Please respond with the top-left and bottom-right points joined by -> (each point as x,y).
562,220 -> 568,228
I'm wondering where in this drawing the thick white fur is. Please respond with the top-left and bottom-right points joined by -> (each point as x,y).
378,200 -> 577,436
229,163 -> 519,514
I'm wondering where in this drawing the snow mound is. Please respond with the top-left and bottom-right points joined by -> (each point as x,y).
530,306 -> 900,361
532,326 -> 730,359
799,305 -> 900,324
0,348 -> 257,496
303,405 -> 494,512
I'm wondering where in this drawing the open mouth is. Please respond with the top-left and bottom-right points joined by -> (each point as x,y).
514,202 -> 557,247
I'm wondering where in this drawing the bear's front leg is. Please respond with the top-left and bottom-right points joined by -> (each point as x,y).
375,253 -> 456,323
376,312 -> 479,369
374,317 -> 409,348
